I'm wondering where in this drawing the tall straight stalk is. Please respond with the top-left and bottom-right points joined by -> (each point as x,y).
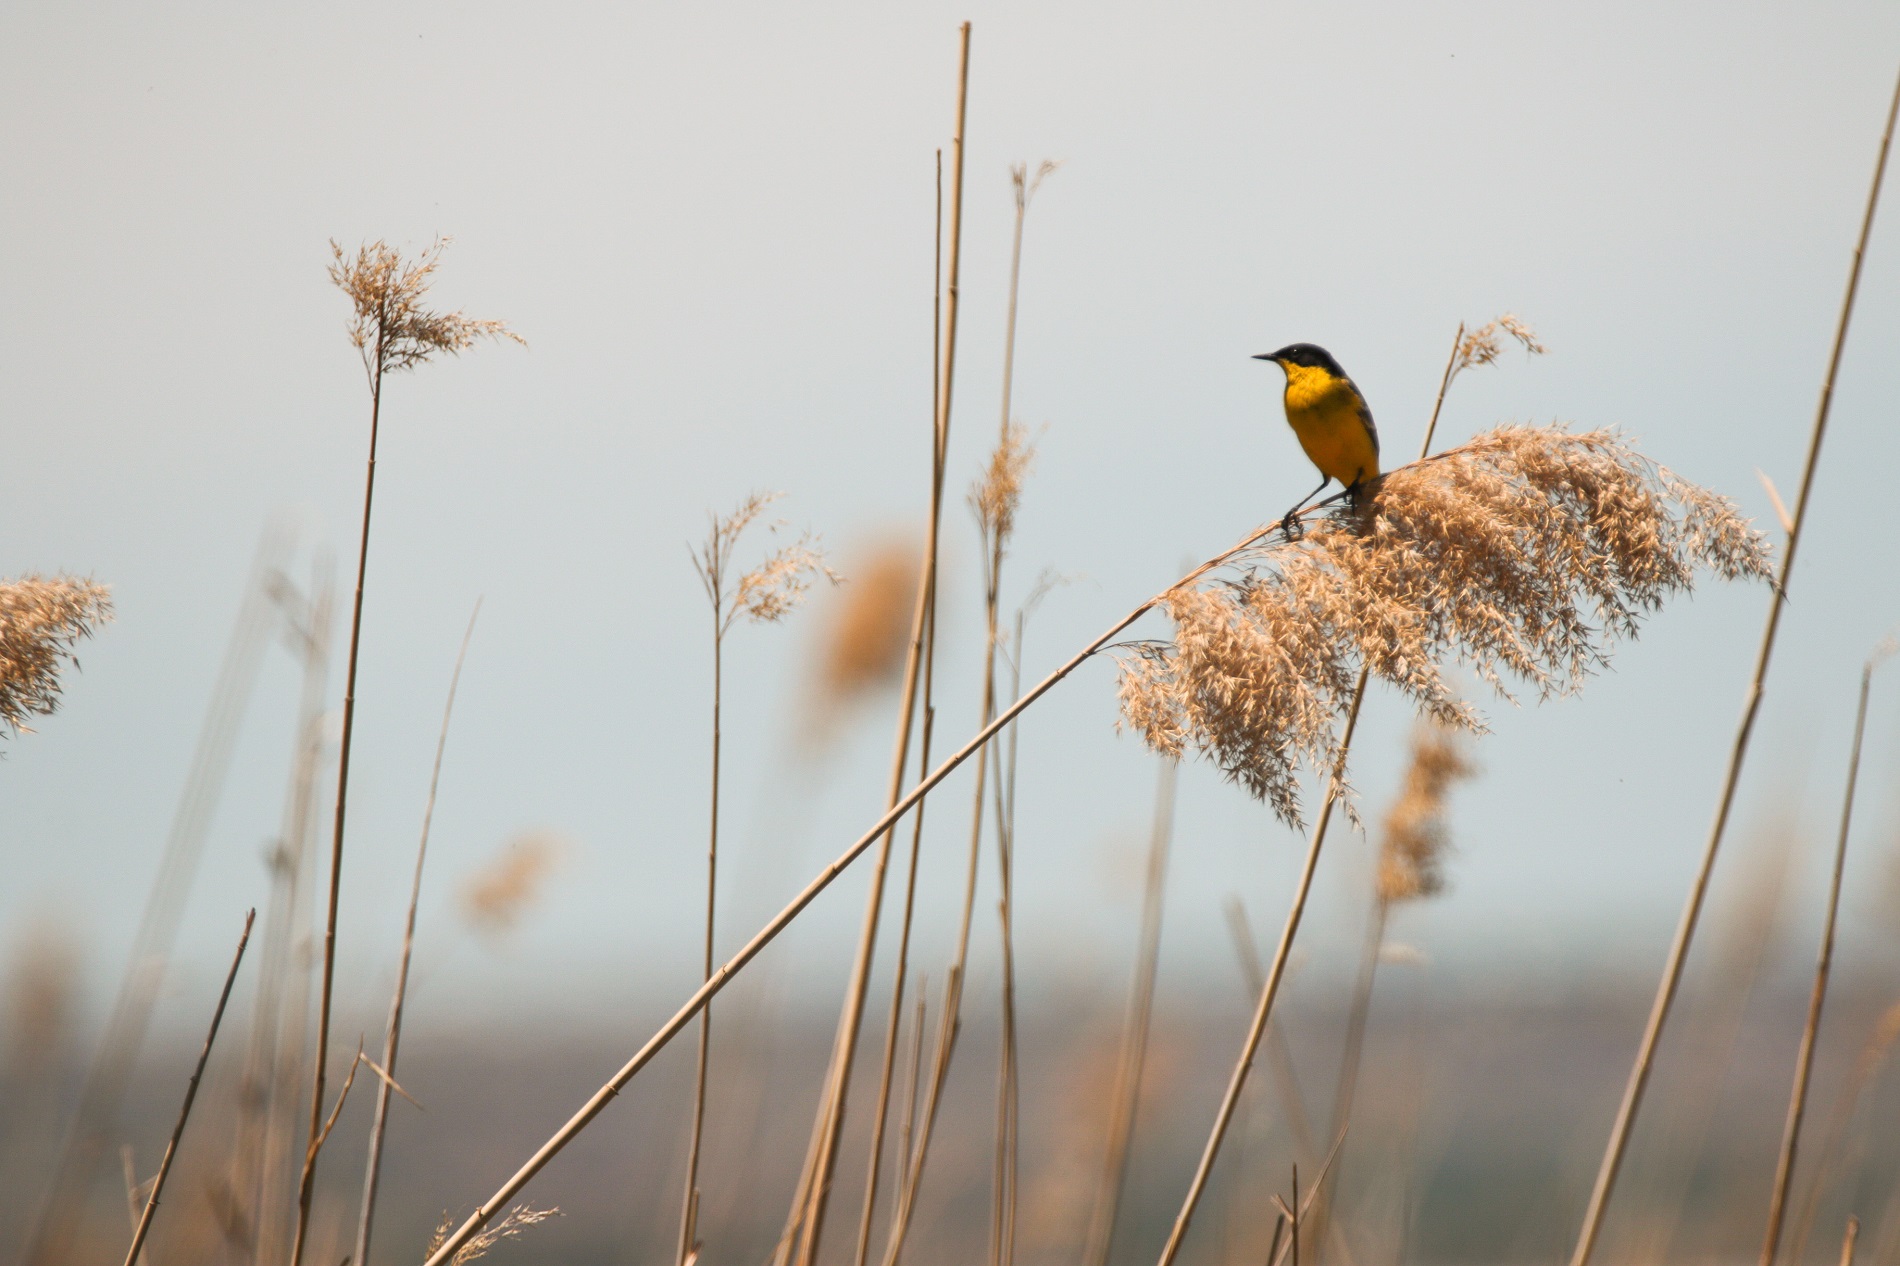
122,910 -> 254,1266
1082,757 -> 1179,1266
421,513 -> 1291,1266
292,334 -> 387,1266
848,148 -> 948,1266
1759,648 -> 1886,1266
1567,64 -> 1900,1266
1155,321 -> 1468,1265
678,581 -> 725,1266
1154,686 -> 1367,1266
353,602 -> 480,1266
790,28 -> 970,1266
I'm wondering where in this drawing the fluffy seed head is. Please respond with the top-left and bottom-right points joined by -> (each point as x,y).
694,492 -> 840,637
1,575 -> 113,738
1118,425 -> 1772,827
972,422 -> 1036,551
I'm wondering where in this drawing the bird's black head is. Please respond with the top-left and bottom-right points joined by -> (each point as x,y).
1254,343 -> 1346,377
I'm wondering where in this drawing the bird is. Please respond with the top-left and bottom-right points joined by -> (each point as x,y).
1254,343 -> 1381,531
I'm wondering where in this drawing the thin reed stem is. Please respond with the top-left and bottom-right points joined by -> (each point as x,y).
1839,1216 -> 1861,1266
421,508 -> 1293,1266
353,602 -> 481,1266
1567,64 -> 1900,1266
294,334 -> 386,1266
1760,648 -> 1885,1266
848,149 -> 951,1266
1153,318 -> 1470,1266
679,594 -> 723,1266
1304,896 -> 1386,1261
1155,683 -> 1367,1266
1082,757 -> 1178,1266
122,910 -> 255,1266
793,32 -> 970,1266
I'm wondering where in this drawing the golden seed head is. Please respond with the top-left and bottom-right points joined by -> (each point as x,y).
1117,424 -> 1772,828
0,574 -> 113,738
460,832 -> 564,938
327,238 -> 523,387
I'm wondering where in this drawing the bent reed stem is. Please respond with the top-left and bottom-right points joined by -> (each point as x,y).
1567,62 -> 1900,1266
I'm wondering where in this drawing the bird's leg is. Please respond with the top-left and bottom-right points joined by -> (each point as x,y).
1278,475 -> 1331,539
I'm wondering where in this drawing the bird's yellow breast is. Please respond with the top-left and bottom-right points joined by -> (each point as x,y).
1281,363 -> 1381,487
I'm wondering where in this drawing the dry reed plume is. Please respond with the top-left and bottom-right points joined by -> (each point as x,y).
461,832 -> 565,937
0,575 -> 113,738
329,238 -> 524,382
1118,425 -> 1772,827
1376,723 -> 1476,903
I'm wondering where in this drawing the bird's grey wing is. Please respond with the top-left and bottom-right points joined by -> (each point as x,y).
1350,382 -> 1381,457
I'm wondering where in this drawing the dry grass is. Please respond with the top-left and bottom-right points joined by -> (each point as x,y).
0,574 -> 113,738
1118,425 -> 1772,827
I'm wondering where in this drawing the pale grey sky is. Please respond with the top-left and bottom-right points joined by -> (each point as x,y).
4,1 -> 1899,1048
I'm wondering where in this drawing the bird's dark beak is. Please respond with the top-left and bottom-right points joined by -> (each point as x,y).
1253,353 -> 1279,364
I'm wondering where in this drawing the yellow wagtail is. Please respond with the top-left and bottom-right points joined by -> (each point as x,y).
1254,343 -> 1382,529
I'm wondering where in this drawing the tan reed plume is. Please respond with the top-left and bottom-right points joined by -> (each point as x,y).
1377,723 -> 1476,904
0,575 -> 113,737
1118,425 -> 1772,828
328,238 -> 524,384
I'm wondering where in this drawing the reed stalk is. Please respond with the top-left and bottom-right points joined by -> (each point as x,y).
1567,65 -> 1900,1266
122,910 -> 254,1266
1154,685 -> 1366,1266
846,148 -> 948,1266
1759,641 -> 1890,1266
1081,757 -> 1178,1266
295,239 -> 516,1266
983,158 -> 1056,1259
789,30 -> 969,1266
352,602 -> 481,1266
292,283 -> 389,1266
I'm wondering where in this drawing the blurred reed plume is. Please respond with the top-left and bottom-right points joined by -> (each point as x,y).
1377,723 -> 1476,904
461,832 -> 565,938
812,539 -> 919,716
1118,425 -> 1772,827
328,238 -> 524,382
2,919 -> 78,1073
0,574 -> 113,737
